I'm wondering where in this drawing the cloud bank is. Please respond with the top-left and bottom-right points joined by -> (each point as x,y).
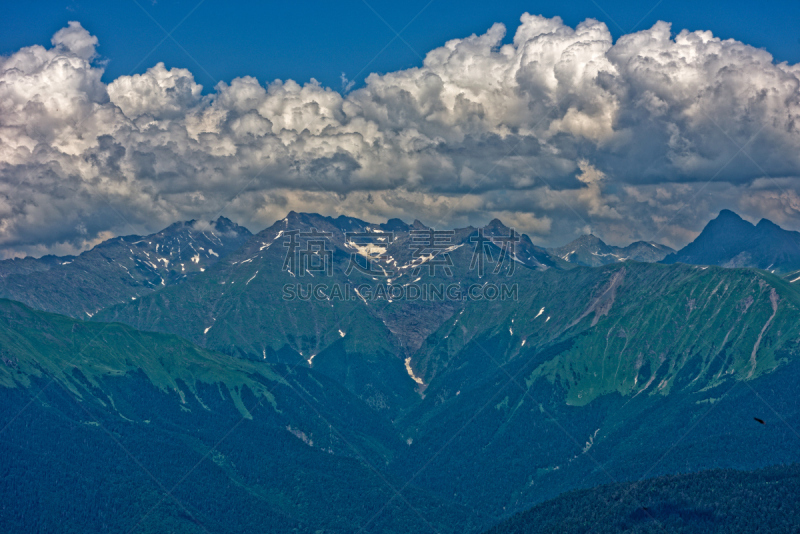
1,15 -> 799,256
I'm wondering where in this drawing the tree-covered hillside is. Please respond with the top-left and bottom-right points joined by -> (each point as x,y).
484,464 -> 800,533
0,299 -> 482,533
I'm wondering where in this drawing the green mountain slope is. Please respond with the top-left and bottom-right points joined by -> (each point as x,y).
412,262 -> 800,402
391,262 -> 800,515
0,299 -> 482,533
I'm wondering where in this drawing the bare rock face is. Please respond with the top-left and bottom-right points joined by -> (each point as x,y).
549,234 -> 674,267
0,217 -> 252,318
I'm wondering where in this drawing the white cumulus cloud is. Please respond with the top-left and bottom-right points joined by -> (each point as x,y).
0,15 -> 799,257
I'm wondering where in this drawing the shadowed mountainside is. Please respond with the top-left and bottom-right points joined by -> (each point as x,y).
484,463 -> 800,534
0,217 -> 251,318
662,210 -> 800,275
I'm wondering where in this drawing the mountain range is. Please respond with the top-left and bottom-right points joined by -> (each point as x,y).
1,208 -> 800,532
547,234 -> 674,266
3,209 -> 796,323
661,209 -> 800,276
0,217 -> 251,318
93,212 -> 568,414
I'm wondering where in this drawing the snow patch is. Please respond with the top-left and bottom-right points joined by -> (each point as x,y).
261,230 -> 284,251
353,287 -> 368,305
345,240 -> 388,259
582,429 -> 600,453
405,357 -> 424,385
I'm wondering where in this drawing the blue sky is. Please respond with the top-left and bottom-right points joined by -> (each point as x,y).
3,0 -> 799,91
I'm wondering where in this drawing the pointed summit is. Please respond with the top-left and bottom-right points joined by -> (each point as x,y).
485,218 -> 507,228
661,210 -> 800,274
756,218 -> 780,230
380,218 -> 410,232
716,209 -> 744,221
706,209 -> 753,233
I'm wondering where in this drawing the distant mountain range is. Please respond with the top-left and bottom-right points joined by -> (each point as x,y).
549,209 -> 800,279
661,209 -> 800,276
3,209 -> 797,323
0,217 -> 251,318
2,209 -> 800,532
548,234 -> 674,267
